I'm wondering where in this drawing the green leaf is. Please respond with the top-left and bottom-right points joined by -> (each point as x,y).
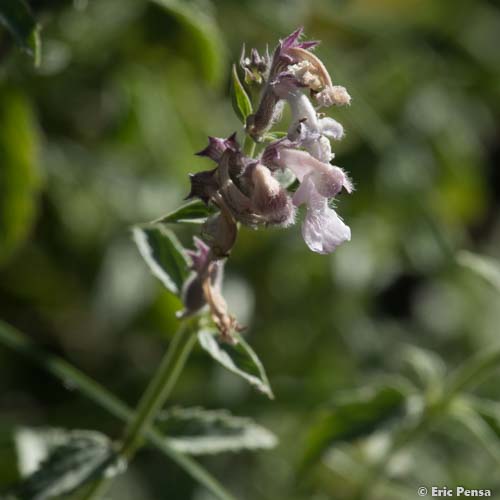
0,0 -> 41,65
400,345 -> 446,391
301,384 -> 408,467
151,0 -> 225,87
132,225 -> 190,295
198,329 -> 274,399
230,64 -> 253,124
0,88 -> 41,267
0,320 -> 237,500
158,407 -> 277,455
457,250 -> 500,293
261,131 -> 287,142
460,396 -> 500,438
10,429 -> 118,499
448,398 -> 500,467
153,199 -> 218,225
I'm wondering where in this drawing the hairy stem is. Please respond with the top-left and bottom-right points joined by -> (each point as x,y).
83,319 -> 198,499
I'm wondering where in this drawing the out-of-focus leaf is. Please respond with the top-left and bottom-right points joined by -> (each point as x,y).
301,385 -> 408,468
449,398 -> 500,467
446,345 -> 500,396
460,396 -> 500,438
230,64 -> 252,123
0,321 -> 237,500
401,345 -> 446,391
0,88 -> 41,266
132,225 -> 190,295
457,250 -> 500,293
154,199 -> 218,225
10,429 -> 119,499
0,0 -> 41,64
151,0 -> 225,86
198,329 -> 274,399
157,406 -> 277,455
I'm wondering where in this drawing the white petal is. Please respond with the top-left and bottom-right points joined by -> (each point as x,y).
319,117 -> 344,140
302,195 -> 350,254
292,173 -> 315,207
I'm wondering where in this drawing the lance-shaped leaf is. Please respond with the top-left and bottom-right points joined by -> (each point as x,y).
151,0 -> 225,87
457,250 -> 500,293
231,64 -> 253,123
133,225 -> 190,296
0,0 -> 41,65
0,88 -> 42,267
153,199 -> 218,225
198,329 -> 273,399
301,384 -> 408,468
10,428 -> 121,500
157,407 -> 277,455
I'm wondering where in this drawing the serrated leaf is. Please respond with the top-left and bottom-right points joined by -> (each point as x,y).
198,329 -> 273,399
10,429 -> 120,500
153,199 -> 218,225
151,0 -> 225,87
0,0 -> 41,65
0,88 -> 42,267
457,250 -> 500,293
133,225 -> 190,295
230,64 -> 252,123
158,407 -> 277,455
301,384 -> 407,468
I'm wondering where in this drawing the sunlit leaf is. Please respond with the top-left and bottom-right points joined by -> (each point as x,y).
0,0 -> 41,65
198,329 -> 273,399
0,88 -> 41,267
10,429 -> 120,499
151,0 -> 225,86
154,199 -> 218,225
132,225 -> 190,295
457,250 -> 500,293
301,384 -> 408,467
230,64 -> 252,124
157,407 -> 277,455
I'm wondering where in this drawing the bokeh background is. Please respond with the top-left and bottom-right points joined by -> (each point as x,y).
1,0 -> 500,499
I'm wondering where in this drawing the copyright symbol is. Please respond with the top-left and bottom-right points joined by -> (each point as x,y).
418,487 -> 428,496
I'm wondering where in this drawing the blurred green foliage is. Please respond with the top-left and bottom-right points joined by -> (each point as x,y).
1,0 -> 500,498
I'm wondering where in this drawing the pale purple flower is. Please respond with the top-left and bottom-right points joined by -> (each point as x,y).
264,145 -> 353,254
287,91 -> 344,162
247,27 -> 351,140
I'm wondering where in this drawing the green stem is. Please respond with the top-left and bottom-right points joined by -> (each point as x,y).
243,133 -> 256,158
81,320 -> 199,500
0,319 -> 236,500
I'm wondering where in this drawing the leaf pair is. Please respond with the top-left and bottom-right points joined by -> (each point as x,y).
133,219 -> 274,399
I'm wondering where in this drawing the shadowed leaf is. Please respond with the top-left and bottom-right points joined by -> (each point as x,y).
0,0 -> 41,64
301,384 -> 408,468
151,0 -> 225,86
133,225 -> 190,295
